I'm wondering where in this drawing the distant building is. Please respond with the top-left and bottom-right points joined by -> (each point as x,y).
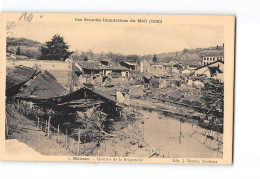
140,59 -> 170,74
140,59 -> 151,73
162,63 -> 173,73
75,61 -> 129,77
150,64 -> 165,73
99,59 -> 110,66
74,61 -> 130,85
202,52 -> 224,66
119,61 -> 138,71
143,73 -> 170,89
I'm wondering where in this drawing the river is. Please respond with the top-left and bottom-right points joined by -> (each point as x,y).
97,109 -> 223,158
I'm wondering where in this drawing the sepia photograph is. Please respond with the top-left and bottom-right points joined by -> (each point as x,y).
0,13 -> 235,164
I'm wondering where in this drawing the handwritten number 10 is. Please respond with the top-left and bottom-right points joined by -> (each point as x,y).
19,13 -> 33,22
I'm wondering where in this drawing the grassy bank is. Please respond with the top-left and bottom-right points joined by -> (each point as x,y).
6,104 -> 73,156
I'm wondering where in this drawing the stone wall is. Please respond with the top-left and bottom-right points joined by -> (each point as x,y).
6,58 -> 73,87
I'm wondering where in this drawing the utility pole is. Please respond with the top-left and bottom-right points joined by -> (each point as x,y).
47,115 -> 51,138
77,130 -> 81,156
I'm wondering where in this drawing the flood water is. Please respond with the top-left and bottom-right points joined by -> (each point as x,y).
139,110 -> 223,158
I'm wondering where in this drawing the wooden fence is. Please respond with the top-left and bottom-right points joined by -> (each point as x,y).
29,115 -> 83,155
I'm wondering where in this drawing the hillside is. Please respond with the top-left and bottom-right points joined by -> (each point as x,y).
6,37 -> 224,66
7,37 -> 43,47
144,45 -> 224,66
6,104 -> 73,156
6,37 -> 44,59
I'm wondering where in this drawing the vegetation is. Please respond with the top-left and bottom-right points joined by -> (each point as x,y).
39,35 -> 73,61
16,46 -> 21,55
74,108 -> 114,143
182,48 -> 189,54
6,36 -> 223,66
83,56 -> 88,61
152,55 -> 158,63
6,37 -> 43,59
126,55 -> 140,63
7,37 -> 42,47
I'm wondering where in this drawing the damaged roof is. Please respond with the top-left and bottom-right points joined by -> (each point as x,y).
76,61 -> 104,70
6,65 -> 37,90
194,60 -> 224,71
16,70 -> 66,99
107,66 -> 129,71
94,89 -> 117,102
73,65 -> 82,74
208,66 -> 223,76
120,61 -> 137,66
76,61 -> 129,71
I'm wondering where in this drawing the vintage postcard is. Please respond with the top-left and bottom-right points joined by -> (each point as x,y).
0,13 -> 235,165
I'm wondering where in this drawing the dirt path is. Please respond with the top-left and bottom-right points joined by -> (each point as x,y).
5,139 -> 42,156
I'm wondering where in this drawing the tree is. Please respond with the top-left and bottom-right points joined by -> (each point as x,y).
182,48 -> 188,54
74,107 -> 114,144
152,55 -> 158,63
24,47 -> 41,59
98,51 -> 106,60
86,49 -> 94,59
126,55 -> 140,63
16,46 -> 21,55
39,34 -> 73,61
107,52 -> 125,65
83,56 -> 88,61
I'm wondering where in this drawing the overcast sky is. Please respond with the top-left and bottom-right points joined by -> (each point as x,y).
8,21 -> 223,55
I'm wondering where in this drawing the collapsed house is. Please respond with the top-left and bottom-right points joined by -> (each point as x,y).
143,73 -> 172,89
192,60 -> 224,83
52,87 -> 121,117
162,63 -> 175,74
15,70 -> 67,99
140,59 -> 168,74
74,61 -> 130,86
140,59 -> 180,75
6,65 -> 38,96
6,64 -> 121,118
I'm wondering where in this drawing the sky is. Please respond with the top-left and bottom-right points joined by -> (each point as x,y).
7,21 -> 224,55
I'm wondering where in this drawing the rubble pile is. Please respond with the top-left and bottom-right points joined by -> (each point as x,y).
143,77 -> 223,132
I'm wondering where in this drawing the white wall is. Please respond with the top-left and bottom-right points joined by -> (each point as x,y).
7,59 -> 73,86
